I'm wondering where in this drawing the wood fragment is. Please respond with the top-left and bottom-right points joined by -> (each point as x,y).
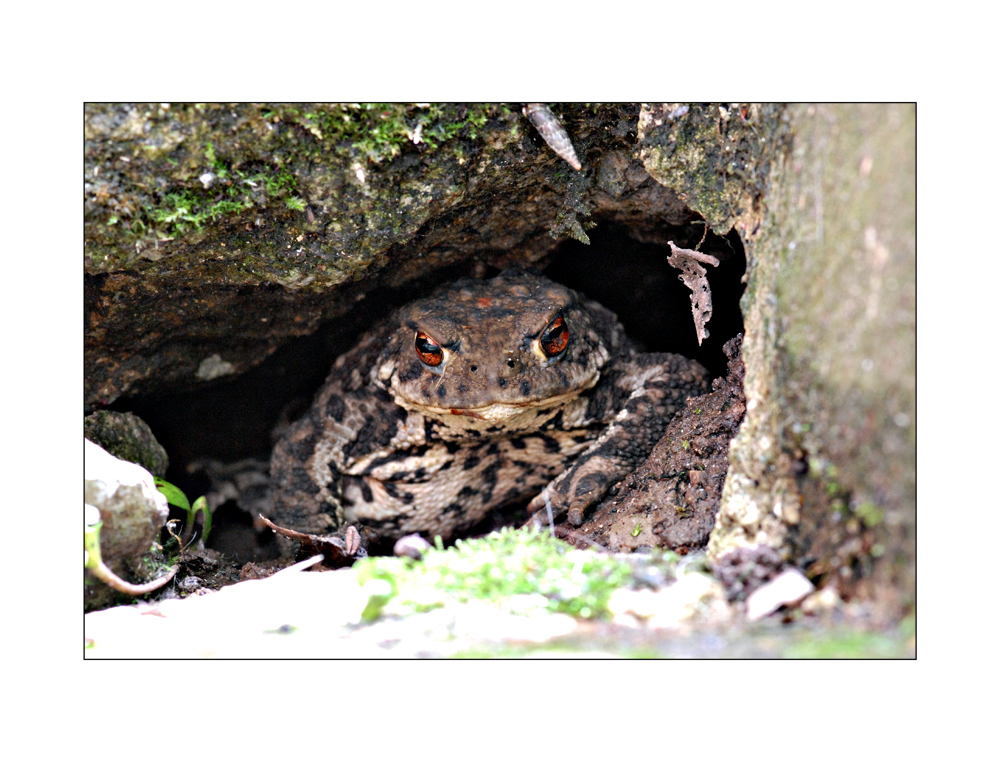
259,515 -> 368,568
667,241 -> 720,345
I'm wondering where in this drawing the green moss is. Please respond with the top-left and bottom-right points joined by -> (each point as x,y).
83,411 -> 169,477
354,527 -> 633,622
273,103 -> 499,163
147,191 -> 249,235
140,142 -> 305,239
88,103 -> 512,269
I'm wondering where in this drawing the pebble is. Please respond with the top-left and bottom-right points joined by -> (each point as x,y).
745,568 -> 815,621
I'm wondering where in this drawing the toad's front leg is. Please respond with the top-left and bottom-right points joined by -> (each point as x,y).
528,353 -> 708,526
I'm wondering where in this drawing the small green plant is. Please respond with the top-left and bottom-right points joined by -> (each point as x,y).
154,478 -> 212,544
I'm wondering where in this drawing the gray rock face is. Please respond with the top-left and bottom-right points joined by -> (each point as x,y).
84,411 -> 169,478
85,439 -> 169,563
709,104 -> 915,616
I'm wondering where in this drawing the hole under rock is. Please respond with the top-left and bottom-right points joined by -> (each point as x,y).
110,221 -> 746,561
544,222 -> 745,379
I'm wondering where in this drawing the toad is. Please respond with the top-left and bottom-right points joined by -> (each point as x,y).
269,270 -> 708,542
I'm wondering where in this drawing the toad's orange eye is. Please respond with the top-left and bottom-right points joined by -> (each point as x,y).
415,332 -> 443,366
540,315 -> 569,357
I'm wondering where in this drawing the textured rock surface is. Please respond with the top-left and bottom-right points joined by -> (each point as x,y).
85,439 -> 169,561
708,104 -> 915,617
84,410 -> 169,477
85,439 -> 171,610
85,103 -> 717,407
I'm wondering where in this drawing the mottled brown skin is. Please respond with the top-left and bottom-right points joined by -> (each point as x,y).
269,270 -> 708,542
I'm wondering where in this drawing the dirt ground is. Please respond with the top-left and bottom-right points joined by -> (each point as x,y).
566,334 -> 744,554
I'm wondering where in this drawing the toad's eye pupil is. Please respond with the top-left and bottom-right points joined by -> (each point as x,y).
415,332 -> 443,366
540,315 -> 569,357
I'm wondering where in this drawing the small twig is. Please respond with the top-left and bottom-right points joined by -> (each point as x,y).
165,519 -> 183,549
696,222 -> 709,251
272,555 -> 324,576
180,511 -> 205,549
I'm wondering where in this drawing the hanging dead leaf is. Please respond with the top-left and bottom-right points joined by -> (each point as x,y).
667,241 -> 720,345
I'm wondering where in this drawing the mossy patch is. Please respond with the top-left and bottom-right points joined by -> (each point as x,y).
638,103 -> 788,235
354,527 -> 635,621
85,103 -> 515,274
281,103 -> 501,162
112,140 -> 303,241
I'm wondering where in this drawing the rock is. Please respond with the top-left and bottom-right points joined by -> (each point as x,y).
745,568 -> 815,622
609,571 -> 729,629
709,104 -> 915,620
638,102 -> 784,235
712,543 -> 785,601
84,410 -> 169,477
394,534 -> 432,560
85,439 -> 169,563
84,103 -> 705,406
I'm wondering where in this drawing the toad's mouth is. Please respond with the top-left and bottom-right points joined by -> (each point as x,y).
396,389 -> 586,423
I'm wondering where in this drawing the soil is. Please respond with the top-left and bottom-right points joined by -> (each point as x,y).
565,334 -> 745,554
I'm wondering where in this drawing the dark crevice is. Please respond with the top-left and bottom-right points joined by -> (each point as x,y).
544,221 -> 745,379
108,220 -> 745,561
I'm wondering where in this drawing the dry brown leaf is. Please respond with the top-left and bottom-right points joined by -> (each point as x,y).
667,241 -> 720,345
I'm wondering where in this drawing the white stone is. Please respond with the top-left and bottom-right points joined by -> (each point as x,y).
85,440 -> 168,560
745,568 -> 816,621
